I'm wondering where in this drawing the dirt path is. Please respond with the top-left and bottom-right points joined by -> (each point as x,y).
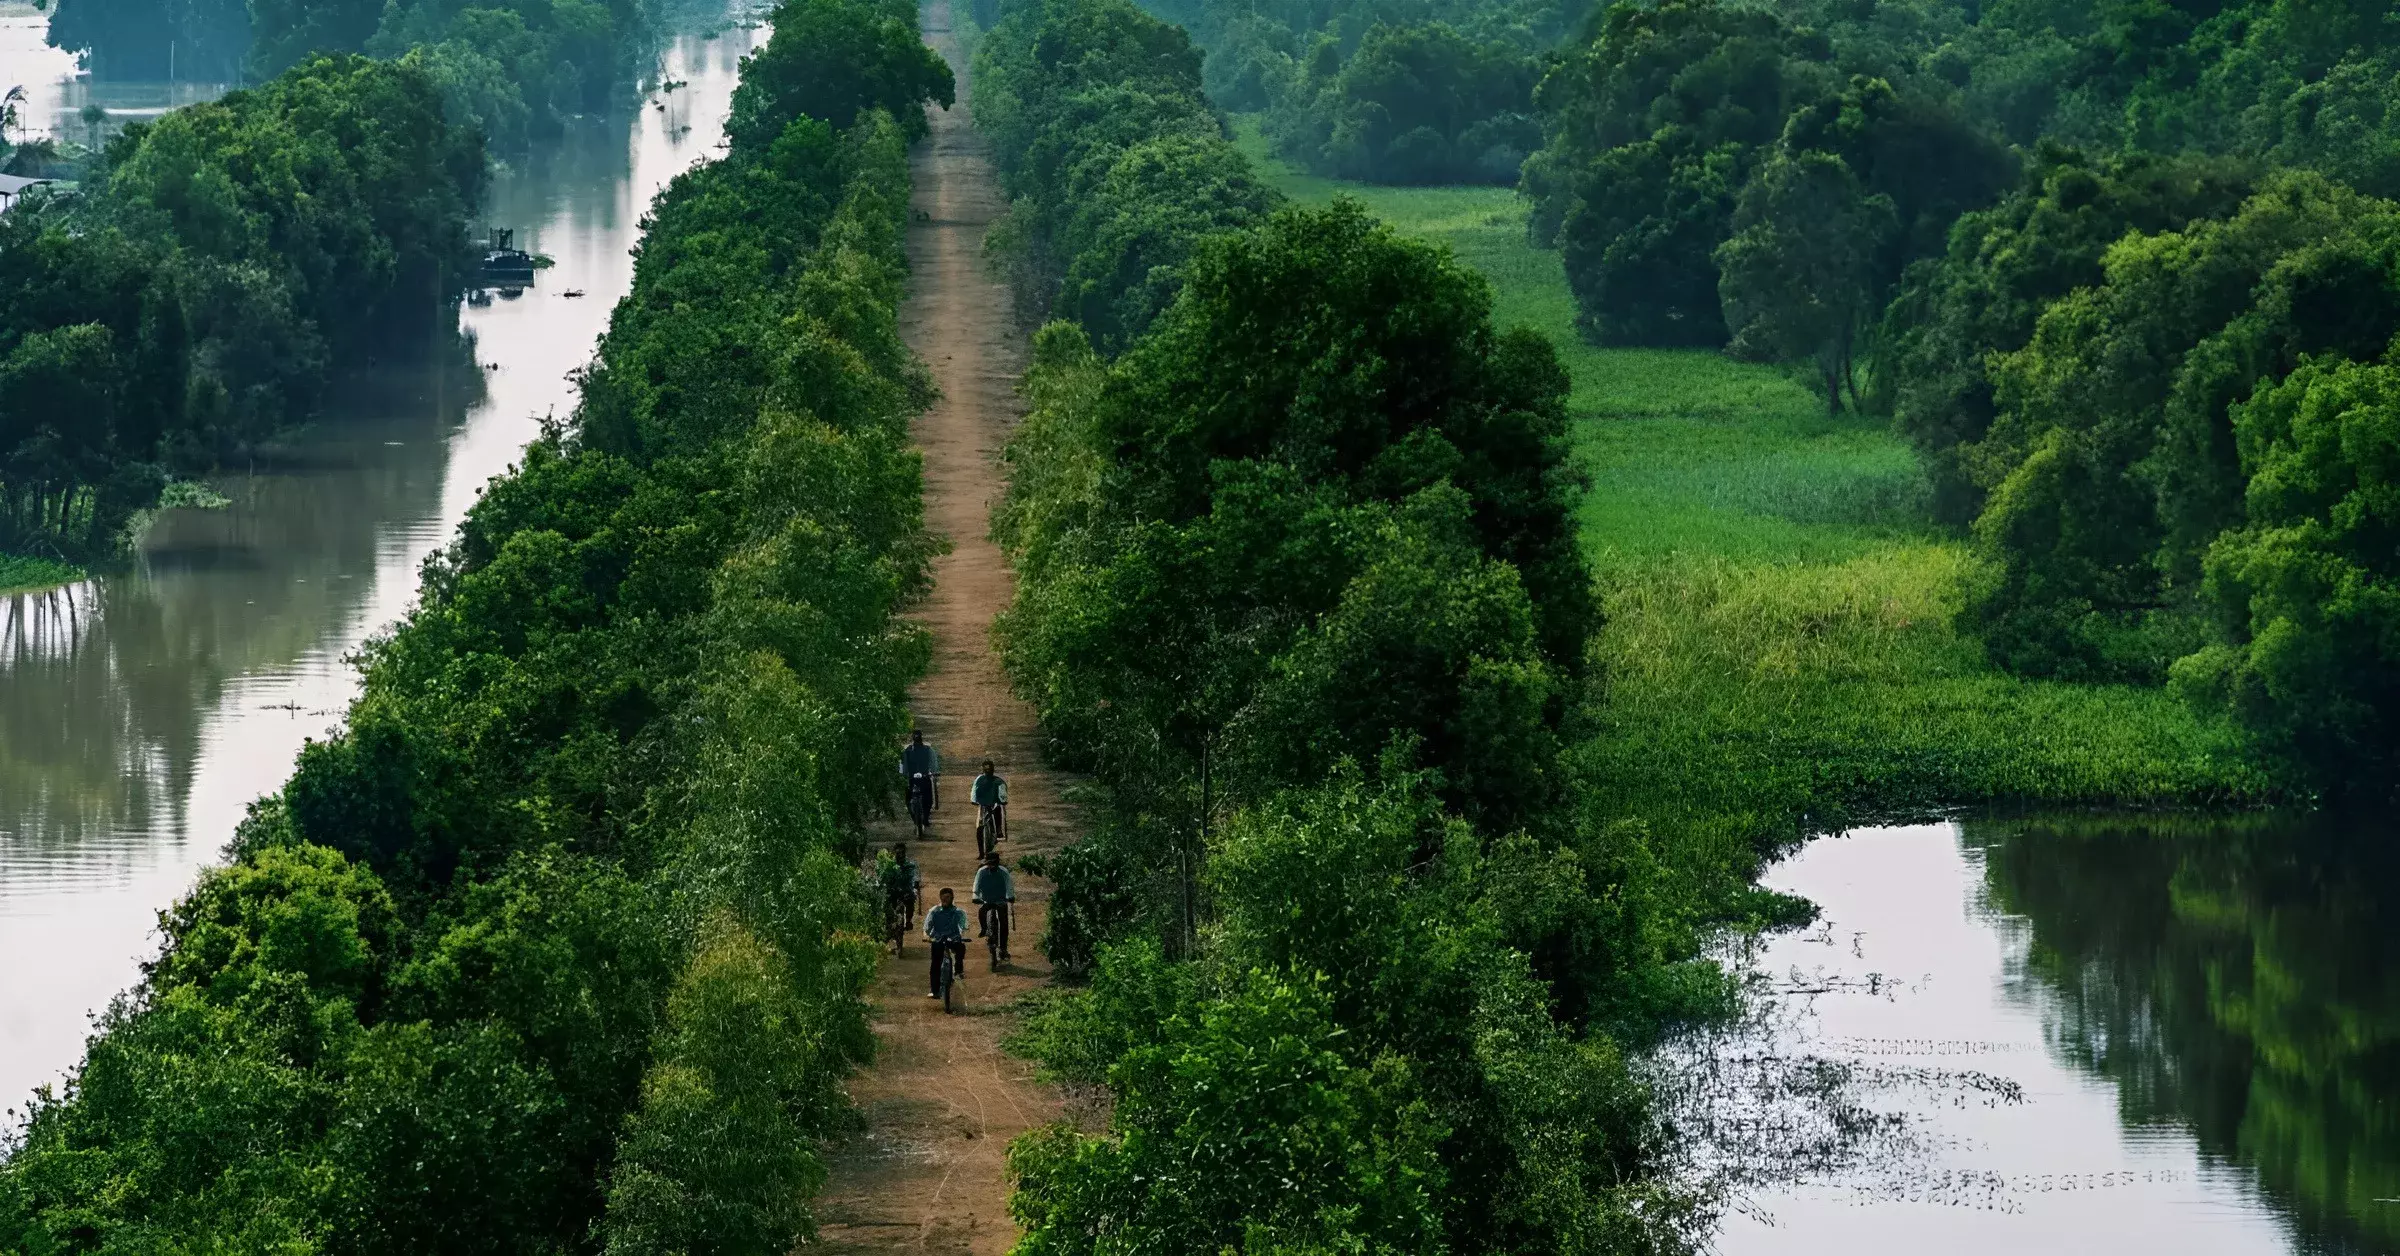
807,6 -> 1064,1252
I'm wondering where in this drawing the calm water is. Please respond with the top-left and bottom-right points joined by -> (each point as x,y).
1689,815 -> 2397,1256
0,18 -> 761,1109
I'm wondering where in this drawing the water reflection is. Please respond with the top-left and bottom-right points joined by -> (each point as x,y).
0,20 -> 760,1109
1694,822 -> 2317,1255
1974,812 -> 2400,1256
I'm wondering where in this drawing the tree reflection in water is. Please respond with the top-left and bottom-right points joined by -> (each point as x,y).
1971,811 -> 2400,1255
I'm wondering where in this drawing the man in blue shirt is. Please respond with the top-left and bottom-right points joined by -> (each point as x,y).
922,887 -> 969,997
970,759 -> 1007,853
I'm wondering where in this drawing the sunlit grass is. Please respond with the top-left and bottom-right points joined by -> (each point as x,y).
1232,116 -> 2291,852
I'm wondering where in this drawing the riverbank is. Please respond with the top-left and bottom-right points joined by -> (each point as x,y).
0,555 -> 83,594
1228,120 -> 2294,880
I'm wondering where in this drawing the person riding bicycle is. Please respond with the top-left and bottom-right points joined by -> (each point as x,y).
970,759 -> 1007,851
879,843 -> 920,929
972,849 -> 1015,960
923,887 -> 969,997
900,730 -> 941,834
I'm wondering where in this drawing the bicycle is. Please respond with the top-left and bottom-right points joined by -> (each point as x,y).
907,772 -> 935,838
976,801 -> 1006,857
883,891 -> 915,956
936,943 -> 962,1014
981,902 -> 1009,971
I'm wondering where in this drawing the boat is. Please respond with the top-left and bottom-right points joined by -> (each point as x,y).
481,228 -> 537,284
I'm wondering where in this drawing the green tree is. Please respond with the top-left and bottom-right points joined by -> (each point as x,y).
2174,354 -> 2400,766
1523,0 -> 1819,345
726,0 -> 954,150
1715,149 -> 1895,412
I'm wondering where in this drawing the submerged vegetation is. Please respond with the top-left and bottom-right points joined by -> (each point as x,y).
0,0 -> 954,1248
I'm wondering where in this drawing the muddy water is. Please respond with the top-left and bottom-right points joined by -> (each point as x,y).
0,20 -> 760,1109
1689,814 -> 2397,1256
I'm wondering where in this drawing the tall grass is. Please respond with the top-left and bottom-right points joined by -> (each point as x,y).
1231,119 -> 2293,874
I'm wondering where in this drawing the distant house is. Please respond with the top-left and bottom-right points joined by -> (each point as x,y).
0,174 -> 59,211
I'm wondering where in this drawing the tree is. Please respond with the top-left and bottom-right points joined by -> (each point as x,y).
2174,353 -> 2400,770
725,0 -> 954,150
1715,149 -> 1894,412
1269,22 -> 1542,186
1524,0 -> 1819,346
1876,148 -> 2257,523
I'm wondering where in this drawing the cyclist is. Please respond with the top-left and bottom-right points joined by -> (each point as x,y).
973,849 -> 1015,962
900,730 -> 941,837
970,759 -> 1007,854
879,843 -> 920,950
922,887 -> 969,998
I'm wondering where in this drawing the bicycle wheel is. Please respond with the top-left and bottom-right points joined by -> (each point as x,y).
942,951 -> 959,1014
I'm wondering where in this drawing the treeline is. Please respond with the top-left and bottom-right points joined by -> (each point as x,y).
1142,0 -> 1578,184
46,0 -> 672,151
0,55 -> 484,564
0,0 -> 953,1250
1522,0 -> 2016,368
975,0 -> 1715,1250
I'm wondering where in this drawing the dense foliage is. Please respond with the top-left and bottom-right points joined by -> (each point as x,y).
1890,165 -> 2400,772
0,54 -> 483,564
1263,20 -> 1545,185
972,0 -> 1279,348
0,0 -> 953,1249
1509,0 -> 2400,781
1138,0 -> 1575,184
976,1 -> 1716,1249
1522,0 -> 2012,372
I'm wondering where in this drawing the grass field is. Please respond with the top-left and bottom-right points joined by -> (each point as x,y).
1232,121 -> 2288,888
0,554 -> 87,594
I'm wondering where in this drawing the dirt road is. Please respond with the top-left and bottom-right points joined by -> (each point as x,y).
806,5 -> 1065,1252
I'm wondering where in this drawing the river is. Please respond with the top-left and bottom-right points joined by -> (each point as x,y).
1677,813 -> 2398,1256
0,12 -> 761,1110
